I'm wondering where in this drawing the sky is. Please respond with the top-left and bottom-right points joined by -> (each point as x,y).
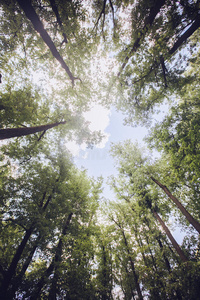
65,104 -> 185,244
66,105 -> 149,200
65,101 -> 170,197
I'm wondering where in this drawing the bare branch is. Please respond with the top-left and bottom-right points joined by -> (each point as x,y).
94,0 -> 107,30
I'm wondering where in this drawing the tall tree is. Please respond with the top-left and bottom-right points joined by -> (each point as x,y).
101,0 -> 200,125
16,0 -> 77,85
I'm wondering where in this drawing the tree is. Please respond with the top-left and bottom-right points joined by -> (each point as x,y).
108,140 -> 200,297
93,228 -> 113,300
0,136 -> 102,299
16,0 -> 77,85
110,213 -> 144,300
103,0 -> 200,125
147,48 -> 200,186
1,1 -> 200,298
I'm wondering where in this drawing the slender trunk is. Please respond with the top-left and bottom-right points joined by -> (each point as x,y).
156,236 -> 171,272
16,0 -> 76,84
124,265 -> 135,299
121,230 -> 143,300
47,213 -> 73,300
0,121 -> 66,140
0,225 -> 35,298
151,176 -> 200,234
144,218 -> 172,272
49,0 -> 68,43
1,183 -> 59,296
143,232 -> 158,271
152,210 -> 188,263
9,242 -> 38,299
100,244 -> 112,300
31,213 -> 73,300
117,254 -> 135,299
145,220 -> 182,300
169,14 -> 200,55
118,0 -> 165,76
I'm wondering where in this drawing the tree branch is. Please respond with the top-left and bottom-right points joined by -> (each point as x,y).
169,14 -> 200,55
49,0 -> 68,44
0,121 -> 66,140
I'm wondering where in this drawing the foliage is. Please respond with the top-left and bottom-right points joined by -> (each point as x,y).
0,0 -> 200,298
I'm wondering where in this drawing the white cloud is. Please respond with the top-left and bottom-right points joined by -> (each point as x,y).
84,105 -> 110,132
83,104 -> 111,149
65,141 -> 80,157
66,105 -> 111,157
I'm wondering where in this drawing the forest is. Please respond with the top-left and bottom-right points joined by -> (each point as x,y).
0,0 -> 200,299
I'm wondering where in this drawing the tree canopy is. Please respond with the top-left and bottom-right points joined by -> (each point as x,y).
0,0 -> 200,299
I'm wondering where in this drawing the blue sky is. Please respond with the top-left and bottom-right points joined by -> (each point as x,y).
66,105 -> 185,243
67,106 -> 148,200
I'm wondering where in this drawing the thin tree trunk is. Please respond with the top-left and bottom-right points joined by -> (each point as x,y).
144,217 -> 172,272
121,230 -> 143,300
111,215 -> 143,300
117,254 -> 135,299
0,225 -> 35,298
118,0 -> 165,76
145,219 -> 183,300
151,176 -> 200,234
156,236 -> 171,272
9,242 -> 39,299
16,0 -> 77,85
0,121 -> 66,140
48,213 -> 73,300
152,210 -> 188,263
169,14 -> 200,54
0,183 -> 59,296
31,213 -> 73,300
49,0 -> 68,43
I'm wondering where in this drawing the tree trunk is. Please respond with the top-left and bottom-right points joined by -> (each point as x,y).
48,213 -> 73,300
117,253 -> 135,299
169,14 -> 200,55
0,225 -> 35,298
30,213 -> 73,300
0,121 -> 66,140
151,176 -> 200,234
9,242 -> 38,299
118,0 -> 165,76
49,0 -> 68,43
156,236 -> 171,272
16,0 -> 76,84
0,183 -> 59,297
121,230 -> 143,300
152,210 -> 188,263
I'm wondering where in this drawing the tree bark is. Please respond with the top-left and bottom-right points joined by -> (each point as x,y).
111,215 -> 143,299
16,0 -> 77,84
0,121 -> 66,140
169,14 -> 200,55
152,210 -> 188,263
0,225 -> 35,298
151,176 -> 200,234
